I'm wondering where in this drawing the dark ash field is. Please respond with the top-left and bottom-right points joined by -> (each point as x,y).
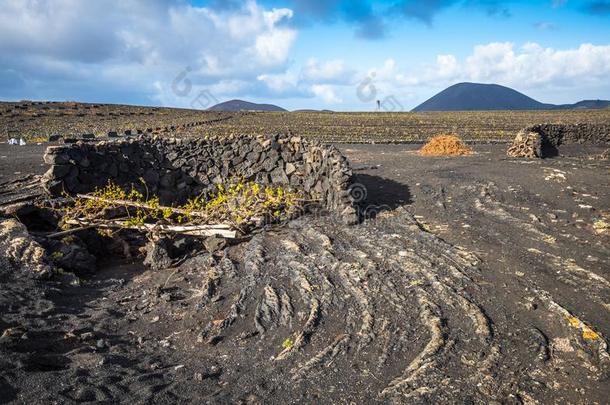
1,106 -> 609,404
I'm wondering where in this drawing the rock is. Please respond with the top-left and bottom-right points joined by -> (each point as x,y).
0,219 -> 53,274
262,158 -> 276,172
50,164 -> 71,178
46,237 -> 96,275
194,366 -> 222,380
43,179 -> 64,195
204,235 -> 227,253
143,168 -> 159,185
285,162 -> 296,175
172,236 -> 204,257
78,157 -> 90,168
143,238 -> 173,271
107,163 -> 118,177
57,271 -> 80,286
63,171 -> 80,192
270,167 -> 289,184
43,152 -> 69,165
79,332 -> 95,341
180,254 -> 215,271
341,206 -> 359,225
206,335 -> 223,345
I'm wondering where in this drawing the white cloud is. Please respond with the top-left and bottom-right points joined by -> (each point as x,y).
360,42 -> 610,93
257,71 -> 299,93
256,58 -> 357,102
300,58 -> 354,84
311,84 -> 342,103
254,28 -> 297,65
434,54 -> 460,79
463,42 -> 610,87
0,0 -> 298,106
257,69 -> 347,104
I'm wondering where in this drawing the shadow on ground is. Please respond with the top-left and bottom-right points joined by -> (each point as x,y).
353,173 -> 412,209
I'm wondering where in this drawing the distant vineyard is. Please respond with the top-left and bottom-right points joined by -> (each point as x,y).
0,101 -> 228,140
200,110 -> 610,143
2,101 -> 609,143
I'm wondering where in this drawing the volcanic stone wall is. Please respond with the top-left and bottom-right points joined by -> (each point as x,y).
526,123 -> 610,146
41,134 -> 358,224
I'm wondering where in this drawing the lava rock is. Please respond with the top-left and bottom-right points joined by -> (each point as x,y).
47,238 -> 97,274
203,235 -> 227,253
143,238 -> 173,271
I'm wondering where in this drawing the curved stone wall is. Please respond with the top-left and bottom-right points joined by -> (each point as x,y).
41,134 -> 358,224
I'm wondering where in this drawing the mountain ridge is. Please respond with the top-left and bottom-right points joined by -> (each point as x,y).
412,82 -> 610,112
207,99 -> 286,112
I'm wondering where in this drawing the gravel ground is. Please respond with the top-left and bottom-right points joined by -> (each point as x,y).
1,142 -> 609,404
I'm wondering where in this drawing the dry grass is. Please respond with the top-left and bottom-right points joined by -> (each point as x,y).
418,134 -> 473,156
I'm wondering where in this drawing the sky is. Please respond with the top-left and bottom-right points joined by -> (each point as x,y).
0,0 -> 609,111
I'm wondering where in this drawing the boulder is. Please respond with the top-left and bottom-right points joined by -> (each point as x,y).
0,219 -> 53,275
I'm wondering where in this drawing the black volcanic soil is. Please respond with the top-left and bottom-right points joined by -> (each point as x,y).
0,143 -> 48,181
1,143 -> 609,404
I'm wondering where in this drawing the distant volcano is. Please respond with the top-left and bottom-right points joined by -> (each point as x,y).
412,82 -> 610,112
208,99 -> 286,112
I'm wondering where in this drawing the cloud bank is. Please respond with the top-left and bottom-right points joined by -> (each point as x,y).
0,0 -> 298,106
301,42 -> 610,109
0,0 -> 608,109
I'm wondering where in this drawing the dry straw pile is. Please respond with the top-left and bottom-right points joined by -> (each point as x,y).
418,135 -> 473,156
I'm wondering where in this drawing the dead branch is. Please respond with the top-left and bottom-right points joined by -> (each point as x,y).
65,218 -> 236,238
46,225 -> 97,238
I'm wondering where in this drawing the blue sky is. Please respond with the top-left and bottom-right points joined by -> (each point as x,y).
0,0 -> 609,110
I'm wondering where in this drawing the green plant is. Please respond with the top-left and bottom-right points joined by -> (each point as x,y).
50,251 -> 64,261
281,337 -> 294,350
61,178 -> 305,234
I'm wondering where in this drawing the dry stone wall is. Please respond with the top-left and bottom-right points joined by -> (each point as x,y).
526,123 -> 610,146
41,134 -> 358,224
